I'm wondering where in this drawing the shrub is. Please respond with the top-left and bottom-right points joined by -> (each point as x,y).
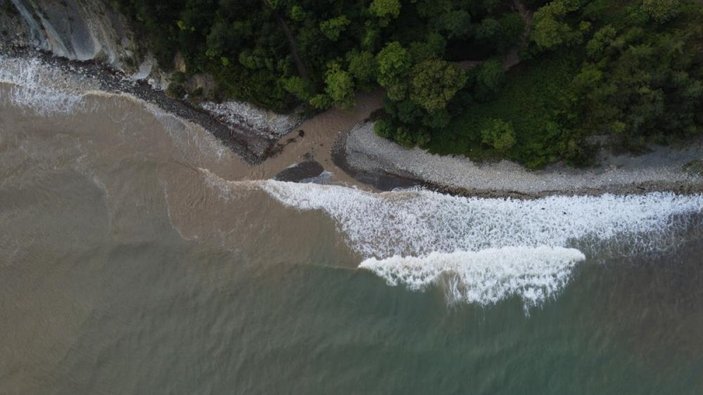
481,119 -> 516,152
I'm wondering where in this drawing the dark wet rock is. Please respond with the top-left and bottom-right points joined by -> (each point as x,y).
330,131 -> 423,191
1,47 -> 276,163
274,160 -> 325,182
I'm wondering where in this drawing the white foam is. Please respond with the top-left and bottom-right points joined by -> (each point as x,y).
260,181 -> 703,308
0,56 -> 231,163
261,181 -> 702,258
0,56 -> 89,115
200,100 -> 300,139
360,246 -> 586,308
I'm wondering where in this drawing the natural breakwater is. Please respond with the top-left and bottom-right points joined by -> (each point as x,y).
0,50 -> 276,161
1,63 -> 703,394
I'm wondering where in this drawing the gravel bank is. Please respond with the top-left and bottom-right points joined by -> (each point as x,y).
340,122 -> 703,197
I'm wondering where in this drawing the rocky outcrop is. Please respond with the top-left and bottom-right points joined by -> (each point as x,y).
0,0 -> 301,161
200,100 -> 302,140
1,0 -> 141,72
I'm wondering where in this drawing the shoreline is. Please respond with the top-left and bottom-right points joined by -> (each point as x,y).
2,47 -> 702,199
333,122 -> 703,199
1,46 -> 276,164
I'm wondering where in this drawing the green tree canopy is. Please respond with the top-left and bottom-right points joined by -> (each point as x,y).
481,118 -> 516,152
346,50 -> 376,86
369,0 -> 401,19
641,0 -> 681,23
409,59 -> 467,111
531,0 -> 584,50
376,42 -> 412,100
324,64 -> 355,108
320,15 -> 351,41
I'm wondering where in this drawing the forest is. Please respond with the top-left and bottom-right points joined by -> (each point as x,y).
113,0 -> 703,168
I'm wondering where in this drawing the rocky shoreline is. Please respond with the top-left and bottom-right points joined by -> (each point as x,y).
3,46 -> 702,199
0,46 -> 281,164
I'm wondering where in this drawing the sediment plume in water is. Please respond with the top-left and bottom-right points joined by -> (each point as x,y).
3,53 -> 702,310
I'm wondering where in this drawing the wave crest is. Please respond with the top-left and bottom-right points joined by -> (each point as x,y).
360,246 -> 586,308
261,181 -> 703,308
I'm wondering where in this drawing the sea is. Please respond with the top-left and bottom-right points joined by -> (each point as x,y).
1,56 -> 702,394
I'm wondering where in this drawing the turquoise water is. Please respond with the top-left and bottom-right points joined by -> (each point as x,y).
5,224 -> 701,394
1,76 -> 702,394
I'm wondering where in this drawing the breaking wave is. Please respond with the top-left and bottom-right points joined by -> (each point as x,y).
3,53 -> 701,310
360,247 -> 585,308
260,181 -> 703,308
0,56 -> 90,115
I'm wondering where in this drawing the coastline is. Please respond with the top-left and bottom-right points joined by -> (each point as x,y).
333,122 -> 703,199
1,46 -> 276,164
2,47 -> 701,199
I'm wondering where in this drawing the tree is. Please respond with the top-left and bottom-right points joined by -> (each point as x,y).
409,32 -> 446,62
474,59 -> 505,100
369,0 -> 401,19
585,25 -> 617,58
282,76 -> 311,101
642,0 -> 681,23
475,14 -> 525,53
376,42 -> 412,100
346,50 -> 376,86
324,64 -> 355,108
289,4 -> 305,22
475,18 -> 501,43
409,59 -> 467,112
435,9 -> 471,38
320,16 -> 351,41
531,0 -> 584,50
481,119 -> 516,152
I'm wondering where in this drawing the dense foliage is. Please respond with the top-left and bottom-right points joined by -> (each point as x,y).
115,0 -> 703,167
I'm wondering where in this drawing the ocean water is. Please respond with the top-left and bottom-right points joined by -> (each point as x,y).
1,58 -> 703,394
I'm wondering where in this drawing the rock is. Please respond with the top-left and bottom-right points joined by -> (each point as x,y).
274,161 -> 325,182
200,100 -> 301,140
5,0 -> 141,72
173,51 -> 186,73
185,73 -> 215,99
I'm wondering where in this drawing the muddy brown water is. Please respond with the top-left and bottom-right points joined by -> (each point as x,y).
1,83 -> 703,394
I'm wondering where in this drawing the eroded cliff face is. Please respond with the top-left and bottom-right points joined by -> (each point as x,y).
0,0 -> 300,144
0,0 -> 142,72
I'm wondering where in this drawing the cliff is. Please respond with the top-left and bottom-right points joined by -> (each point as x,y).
1,0 -> 142,72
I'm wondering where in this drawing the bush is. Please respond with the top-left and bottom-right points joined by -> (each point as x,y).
642,0 -> 681,23
474,59 -> 505,101
481,119 -> 516,152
